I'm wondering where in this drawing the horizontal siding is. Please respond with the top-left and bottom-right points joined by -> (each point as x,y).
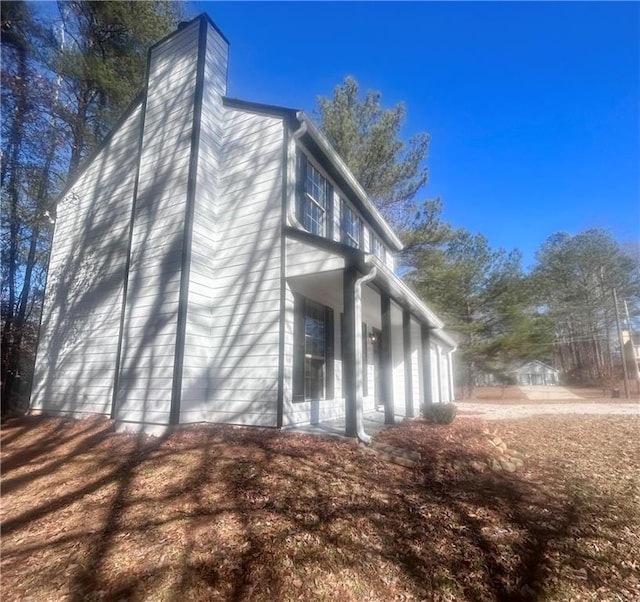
181,53 -> 282,426
281,282 -> 347,427
116,20 -> 201,420
391,304 -> 406,417
31,103 -> 143,416
285,239 -> 345,277
411,320 -> 424,407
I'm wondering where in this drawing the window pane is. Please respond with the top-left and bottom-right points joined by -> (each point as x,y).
342,202 -> 361,249
303,299 -> 328,401
304,300 -> 325,358
305,358 -> 324,400
372,235 -> 385,260
302,162 -> 326,236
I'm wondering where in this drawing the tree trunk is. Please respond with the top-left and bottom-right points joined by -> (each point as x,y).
1,38 -> 28,413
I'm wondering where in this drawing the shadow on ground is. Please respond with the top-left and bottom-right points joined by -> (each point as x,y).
1,414 -> 638,601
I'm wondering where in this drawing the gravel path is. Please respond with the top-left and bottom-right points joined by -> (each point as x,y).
456,401 -> 639,420
519,385 -> 581,400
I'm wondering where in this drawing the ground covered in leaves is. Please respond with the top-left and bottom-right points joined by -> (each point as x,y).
1,413 -> 638,601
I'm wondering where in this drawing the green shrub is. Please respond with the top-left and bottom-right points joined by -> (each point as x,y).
421,402 -> 457,424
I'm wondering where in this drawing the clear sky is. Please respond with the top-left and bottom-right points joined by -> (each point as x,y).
190,1 -> 639,269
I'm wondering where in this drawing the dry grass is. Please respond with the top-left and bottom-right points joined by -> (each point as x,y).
567,385 -> 640,401
1,413 -> 638,601
467,386 -> 529,401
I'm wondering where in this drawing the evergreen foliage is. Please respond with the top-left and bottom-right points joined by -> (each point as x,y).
317,76 -> 430,227
0,0 -> 181,413
421,402 -> 457,424
531,229 -> 640,384
316,76 -> 559,394
406,229 -> 554,393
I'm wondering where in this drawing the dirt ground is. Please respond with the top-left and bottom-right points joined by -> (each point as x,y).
467,385 -> 640,403
457,400 -> 638,420
1,409 -> 639,601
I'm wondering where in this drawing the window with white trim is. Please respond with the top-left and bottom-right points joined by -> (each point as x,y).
341,200 -> 362,249
371,234 -> 386,262
293,295 -> 334,402
297,154 -> 333,237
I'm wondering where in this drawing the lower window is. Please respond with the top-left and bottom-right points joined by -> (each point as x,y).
293,296 -> 334,402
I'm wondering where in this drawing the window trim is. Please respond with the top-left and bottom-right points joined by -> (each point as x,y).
293,294 -> 334,402
341,199 -> 363,249
371,234 -> 386,262
297,152 -> 334,240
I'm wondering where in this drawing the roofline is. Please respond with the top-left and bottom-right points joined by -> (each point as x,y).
54,92 -> 145,208
51,14 -> 225,210
368,255 -> 444,329
431,328 -> 458,349
520,359 -> 558,371
153,13 -> 230,50
297,112 -> 404,252
221,98 -> 405,253
222,96 -> 298,120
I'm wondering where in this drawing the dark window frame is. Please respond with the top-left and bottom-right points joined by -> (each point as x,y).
371,234 -> 386,262
296,152 -> 334,239
341,199 -> 363,249
293,294 -> 334,402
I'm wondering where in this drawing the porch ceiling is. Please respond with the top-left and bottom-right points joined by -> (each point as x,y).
284,227 -> 452,339
288,270 -> 344,310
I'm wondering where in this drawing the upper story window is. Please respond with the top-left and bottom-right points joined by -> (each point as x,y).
371,234 -> 386,262
297,153 -> 333,238
341,200 -> 362,249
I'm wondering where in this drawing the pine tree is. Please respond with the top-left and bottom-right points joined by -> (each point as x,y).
0,1 -> 182,412
317,76 -> 430,227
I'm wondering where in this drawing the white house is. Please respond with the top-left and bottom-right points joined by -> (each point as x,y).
31,15 -> 456,440
512,361 -> 559,386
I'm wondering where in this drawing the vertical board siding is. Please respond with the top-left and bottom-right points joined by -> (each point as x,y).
181,103 -> 283,427
363,335 -> 376,412
439,347 -> 451,402
31,104 -> 143,415
115,21 -> 200,424
430,344 -> 440,403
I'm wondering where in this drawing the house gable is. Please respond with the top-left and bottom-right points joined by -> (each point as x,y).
32,14 -> 456,435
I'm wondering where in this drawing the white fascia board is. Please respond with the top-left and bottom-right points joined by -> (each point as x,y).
369,255 -> 445,329
297,112 -> 404,252
431,328 -> 458,350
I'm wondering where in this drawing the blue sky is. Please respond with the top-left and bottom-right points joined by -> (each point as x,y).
193,1 -> 639,269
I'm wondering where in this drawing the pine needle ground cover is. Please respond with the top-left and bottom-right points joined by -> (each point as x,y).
1,413 -> 638,601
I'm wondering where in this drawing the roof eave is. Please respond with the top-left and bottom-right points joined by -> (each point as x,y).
369,255 -> 444,329
297,112 -> 404,253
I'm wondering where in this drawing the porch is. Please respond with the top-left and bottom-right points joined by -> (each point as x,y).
285,409 -> 394,438
282,230 -> 456,441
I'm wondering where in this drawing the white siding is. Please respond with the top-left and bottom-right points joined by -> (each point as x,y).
286,239 -> 345,276
391,302 -> 406,417
31,104 -> 143,415
363,333 -> 376,412
181,106 -> 284,426
180,21 -> 228,422
282,282 -> 345,426
115,20 -> 201,424
430,344 -> 442,403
